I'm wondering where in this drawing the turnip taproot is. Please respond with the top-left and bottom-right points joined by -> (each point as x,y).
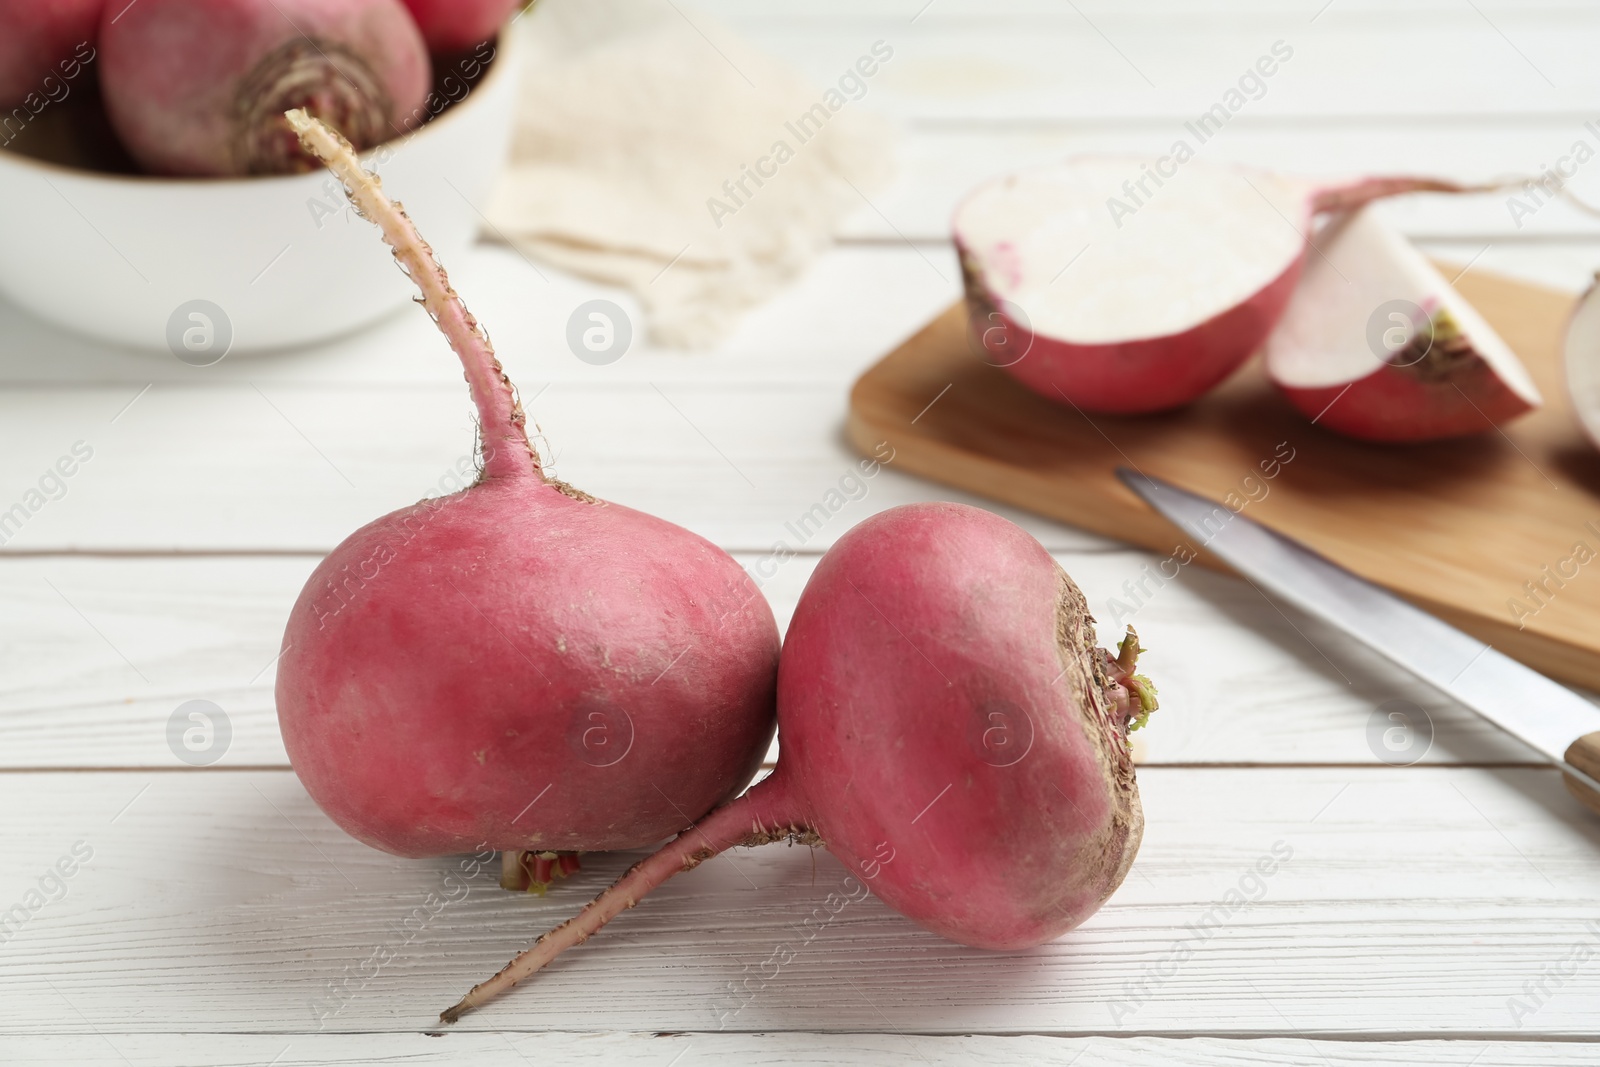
276,111 -> 780,869
442,502 -> 1155,1021
101,0 -> 430,176
399,0 -> 521,54
1265,206 -> 1539,442
954,157 -> 1507,414
0,0 -> 101,111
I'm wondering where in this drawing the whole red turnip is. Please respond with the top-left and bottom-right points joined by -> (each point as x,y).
443,502 -> 1156,1020
99,0 -> 430,175
277,112 -> 779,870
399,0 -> 521,54
0,0 -> 101,111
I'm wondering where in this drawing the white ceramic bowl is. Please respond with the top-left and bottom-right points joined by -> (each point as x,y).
0,30 -> 520,354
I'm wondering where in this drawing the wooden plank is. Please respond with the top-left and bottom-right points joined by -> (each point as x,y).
839,125 -> 1600,244
2,767 -> 1597,1035
0,374 -> 1138,556
0,218 -> 1577,399
0,549 -> 1571,769
704,0 -> 1600,22
0,245 -> 959,388
701,2 -> 1600,122
0,552 -> 790,770
1,241 -> 1594,556
847,269 -> 1600,691
3,1032 -> 1599,1067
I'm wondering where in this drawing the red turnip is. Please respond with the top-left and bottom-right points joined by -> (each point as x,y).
1265,206 -> 1539,441
399,0 -> 521,54
1565,278 -> 1600,451
442,502 -> 1156,1021
100,0 -> 430,176
0,0 -> 101,110
276,112 -> 780,872
954,157 -> 1500,414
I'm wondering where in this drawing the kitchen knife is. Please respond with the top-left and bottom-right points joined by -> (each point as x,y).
1116,468 -> 1600,813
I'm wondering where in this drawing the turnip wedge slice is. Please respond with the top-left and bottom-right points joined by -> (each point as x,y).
1265,205 -> 1539,442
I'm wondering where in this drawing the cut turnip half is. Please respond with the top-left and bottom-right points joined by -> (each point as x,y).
1265,206 -> 1539,442
954,156 -> 1495,414
1565,278 -> 1600,450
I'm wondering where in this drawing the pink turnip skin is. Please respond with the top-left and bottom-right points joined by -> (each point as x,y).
1279,357 -> 1534,443
277,113 -> 779,861
761,502 -> 1143,946
442,502 -> 1154,1022
0,0 -> 102,110
100,0 -> 430,176
957,163 -> 1506,415
399,0 -> 521,54
280,477 -> 780,856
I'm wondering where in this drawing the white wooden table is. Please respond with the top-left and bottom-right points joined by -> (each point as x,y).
5,3 -> 1600,1063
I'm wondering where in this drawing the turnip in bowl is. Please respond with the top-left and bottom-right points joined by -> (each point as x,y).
0,28 -> 519,354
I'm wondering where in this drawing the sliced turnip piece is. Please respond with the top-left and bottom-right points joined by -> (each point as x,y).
1565,278 -> 1600,450
954,156 -> 1492,414
1265,206 -> 1539,442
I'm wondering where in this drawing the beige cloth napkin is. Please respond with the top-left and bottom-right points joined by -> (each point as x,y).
485,0 -> 897,348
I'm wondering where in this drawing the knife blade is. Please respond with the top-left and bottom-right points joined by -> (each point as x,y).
1116,468 -> 1600,808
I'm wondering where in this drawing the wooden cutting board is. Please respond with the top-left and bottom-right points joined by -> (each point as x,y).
847,269 -> 1600,692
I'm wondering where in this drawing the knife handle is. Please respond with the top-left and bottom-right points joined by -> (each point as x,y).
1563,732 -> 1600,815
